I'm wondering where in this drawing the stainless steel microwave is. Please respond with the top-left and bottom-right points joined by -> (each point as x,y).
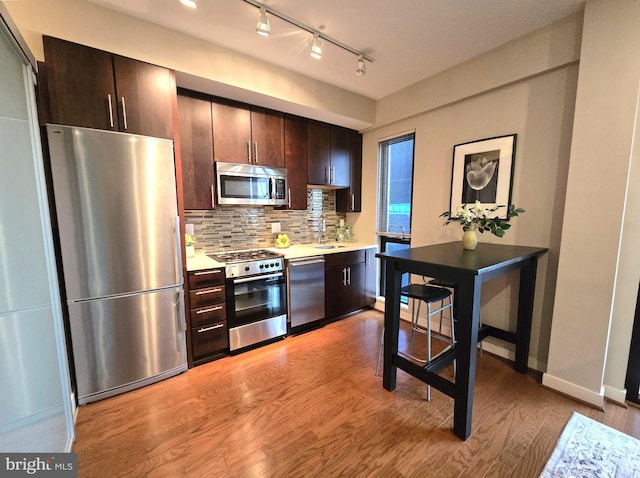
216,161 -> 288,206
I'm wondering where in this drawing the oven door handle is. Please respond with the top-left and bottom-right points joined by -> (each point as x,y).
233,272 -> 283,284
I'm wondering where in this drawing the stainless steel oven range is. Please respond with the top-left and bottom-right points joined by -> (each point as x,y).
208,249 -> 286,352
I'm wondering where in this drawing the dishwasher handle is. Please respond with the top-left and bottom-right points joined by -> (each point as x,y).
289,258 -> 325,267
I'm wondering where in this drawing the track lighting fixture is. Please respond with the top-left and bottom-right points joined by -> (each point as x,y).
240,0 -> 374,73
256,7 -> 270,37
310,33 -> 322,60
179,0 -> 197,8
356,55 -> 366,76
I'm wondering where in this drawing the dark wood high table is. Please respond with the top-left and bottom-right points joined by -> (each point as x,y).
376,241 -> 548,440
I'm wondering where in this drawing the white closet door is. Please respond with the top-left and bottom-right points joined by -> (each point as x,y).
0,16 -> 74,451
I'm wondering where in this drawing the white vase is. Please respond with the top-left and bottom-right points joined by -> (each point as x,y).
186,245 -> 195,257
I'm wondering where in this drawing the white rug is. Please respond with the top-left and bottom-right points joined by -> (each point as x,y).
540,411 -> 640,477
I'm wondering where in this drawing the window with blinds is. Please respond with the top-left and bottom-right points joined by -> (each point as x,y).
377,132 -> 415,238
377,132 -> 415,297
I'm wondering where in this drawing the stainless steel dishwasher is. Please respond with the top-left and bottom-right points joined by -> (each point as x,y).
287,256 -> 325,332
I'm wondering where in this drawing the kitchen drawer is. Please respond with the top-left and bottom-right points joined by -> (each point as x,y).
324,249 -> 365,268
189,285 -> 225,308
191,320 -> 228,358
188,268 -> 225,289
190,302 -> 227,328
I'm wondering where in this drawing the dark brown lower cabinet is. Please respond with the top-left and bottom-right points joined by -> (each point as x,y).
187,268 -> 229,365
325,250 -> 366,319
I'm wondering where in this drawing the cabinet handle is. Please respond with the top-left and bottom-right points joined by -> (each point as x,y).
196,305 -> 223,314
254,142 -> 259,163
121,97 -> 128,130
195,288 -> 222,295
197,323 -> 224,333
211,184 -> 215,208
247,141 -> 252,163
347,266 -> 351,285
288,188 -> 291,209
107,94 -> 114,128
194,270 -> 222,276
342,267 -> 348,286
351,193 -> 355,211
325,166 -> 329,184
331,166 -> 335,184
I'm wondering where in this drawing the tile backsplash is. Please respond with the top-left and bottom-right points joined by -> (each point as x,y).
184,189 -> 347,253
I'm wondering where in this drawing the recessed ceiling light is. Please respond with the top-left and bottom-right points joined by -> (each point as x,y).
179,0 -> 197,8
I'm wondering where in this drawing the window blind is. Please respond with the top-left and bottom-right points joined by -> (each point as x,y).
377,132 -> 415,238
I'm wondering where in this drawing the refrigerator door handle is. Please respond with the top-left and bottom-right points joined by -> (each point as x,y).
177,288 -> 186,333
175,216 -> 183,282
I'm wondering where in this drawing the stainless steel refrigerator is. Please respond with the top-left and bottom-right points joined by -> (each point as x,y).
46,124 -> 187,405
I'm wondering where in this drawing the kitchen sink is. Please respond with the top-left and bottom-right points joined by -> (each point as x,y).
314,245 -> 345,249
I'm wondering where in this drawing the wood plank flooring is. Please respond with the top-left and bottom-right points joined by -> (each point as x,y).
73,309 -> 640,477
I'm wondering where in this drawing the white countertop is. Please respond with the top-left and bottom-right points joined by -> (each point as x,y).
267,242 -> 376,260
186,242 -> 377,271
185,253 -> 224,272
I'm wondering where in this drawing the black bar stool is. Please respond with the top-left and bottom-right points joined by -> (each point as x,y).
429,278 -> 483,357
377,283 -> 455,401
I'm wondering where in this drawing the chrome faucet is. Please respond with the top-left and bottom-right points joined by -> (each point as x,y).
318,214 -> 326,243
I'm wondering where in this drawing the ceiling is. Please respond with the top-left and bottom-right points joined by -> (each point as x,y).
84,0 -> 585,101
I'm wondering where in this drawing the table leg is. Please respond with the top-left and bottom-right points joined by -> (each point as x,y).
382,263 -> 402,391
452,276 -> 481,440
515,258 -> 538,373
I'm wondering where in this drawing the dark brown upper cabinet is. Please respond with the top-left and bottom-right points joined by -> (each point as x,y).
307,120 -> 351,188
284,114 -> 309,210
43,36 -> 174,139
336,131 -> 363,212
177,90 -> 215,210
211,98 -> 284,167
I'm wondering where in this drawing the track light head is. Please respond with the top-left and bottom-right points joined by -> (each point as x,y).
310,33 -> 322,59
356,55 -> 366,76
179,0 -> 197,8
256,7 -> 270,37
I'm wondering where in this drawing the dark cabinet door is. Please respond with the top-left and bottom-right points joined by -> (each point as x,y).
251,106 -> 284,167
325,263 -> 365,318
112,55 -> 174,139
44,36 -> 118,131
307,120 -> 331,185
284,114 -> 308,210
330,125 -> 351,187
212,99 -> 252,164
178,90 -> 214,209
336,130 -> 363,212
43,36 -> 175,139
364,248 -> 377,307
350,131 -> 363,211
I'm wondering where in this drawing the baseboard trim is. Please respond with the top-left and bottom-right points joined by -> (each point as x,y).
542,372 -> 605,409
603,384 -> 627,406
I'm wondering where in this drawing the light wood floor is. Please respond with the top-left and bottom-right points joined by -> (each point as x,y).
73,309 -> 640,477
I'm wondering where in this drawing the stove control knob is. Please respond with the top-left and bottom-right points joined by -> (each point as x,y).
259,264 -> 264,269
245,266 -> 250,272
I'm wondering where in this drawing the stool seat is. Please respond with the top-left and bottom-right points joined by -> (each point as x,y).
401,284 -> 452,303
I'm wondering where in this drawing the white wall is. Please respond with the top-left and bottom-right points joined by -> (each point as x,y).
543,0 -> 640,407
353,16 -> 581,370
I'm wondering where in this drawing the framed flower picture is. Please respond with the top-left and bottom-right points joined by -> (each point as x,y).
449,134 -> 517,220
